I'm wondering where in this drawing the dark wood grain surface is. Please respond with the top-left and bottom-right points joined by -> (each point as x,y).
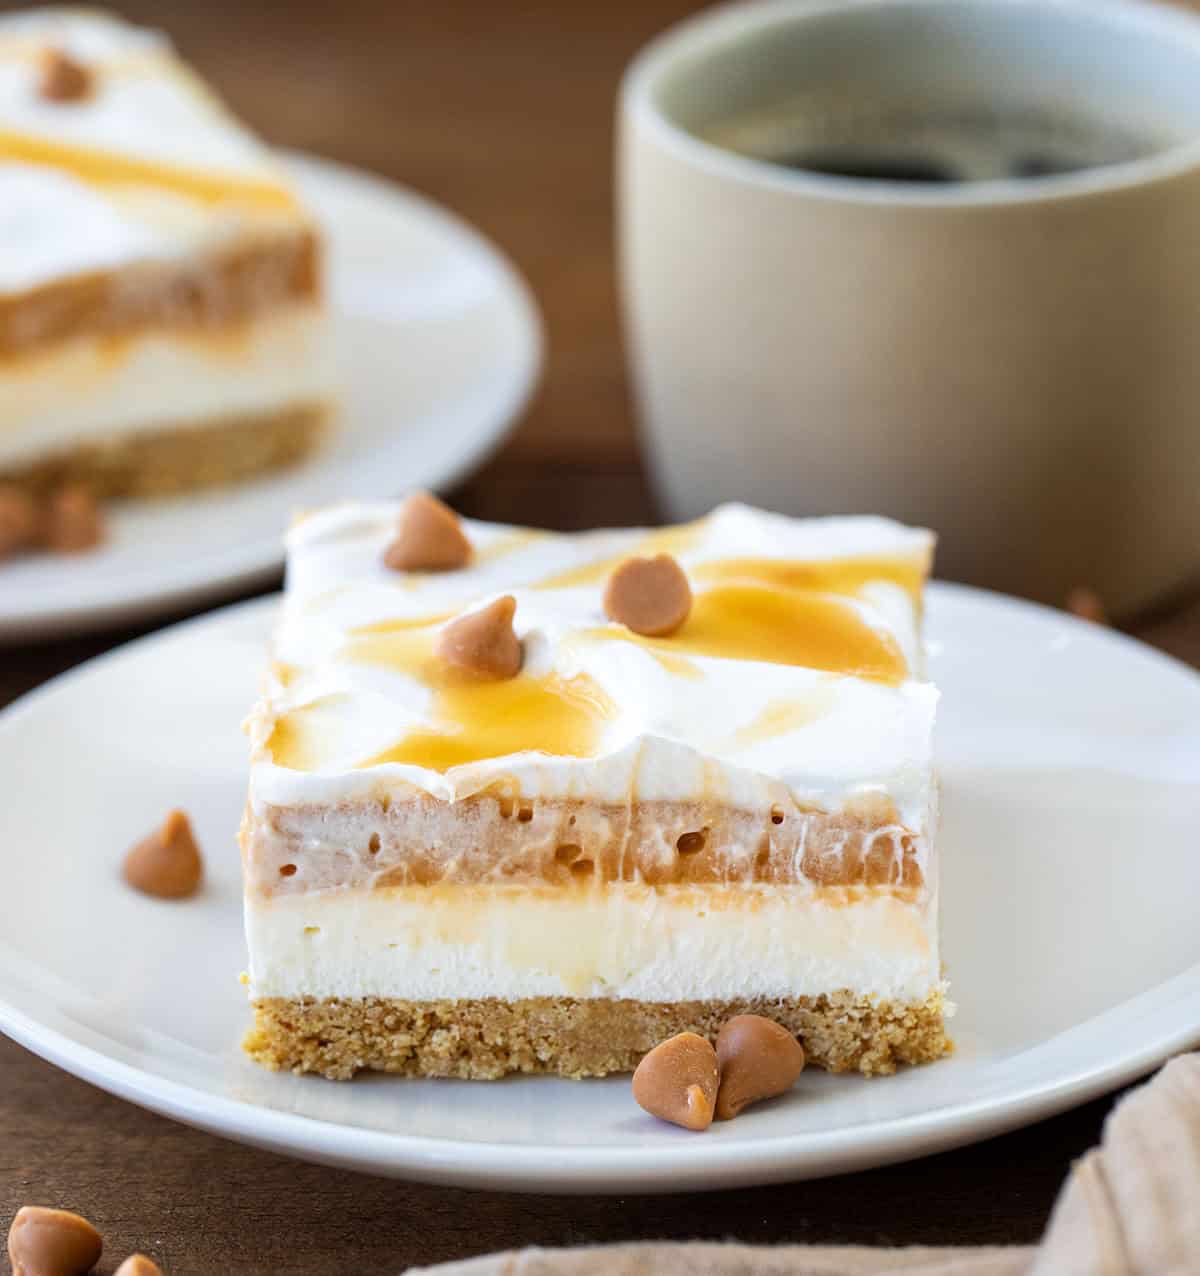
2,2 -> 1200,1271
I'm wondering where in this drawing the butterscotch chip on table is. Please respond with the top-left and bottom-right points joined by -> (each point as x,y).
0,486 -> 38,559
240,502 -> 947,1081
7,1206 -> 103,1276
383,491 -> 473,572
603,553 -> 692,636
632,1032 -> 719,1131
0,11 -> 334,504
115,1255 -> 164,1276
41,485 -> 104,554
714,1015 -> 806,1120
1066,586 -> 1108,626
123,810 -> 204,899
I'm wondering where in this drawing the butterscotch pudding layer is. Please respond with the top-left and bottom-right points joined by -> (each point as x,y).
245,991 -> 949,1080
243,790 -> 926,894
3,400 -> 329,499
0,232 -> 319,357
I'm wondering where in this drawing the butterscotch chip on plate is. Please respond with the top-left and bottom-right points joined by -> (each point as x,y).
632,1032 -> 719,1131
0,486 -> 38,560
123,810 -> 203,899
115,1255 -> 164,1276
41,485 -> 104,554
714,1014 -> 806,1120
436,595 -> 522,678
603,553 -> 692,636
7,1206 -> 103,1276
39,48 -> 92,102
383,491 -> 472,572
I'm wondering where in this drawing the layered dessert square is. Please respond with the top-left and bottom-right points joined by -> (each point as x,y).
0,9 -> 333,498
241,499 -> 948,1079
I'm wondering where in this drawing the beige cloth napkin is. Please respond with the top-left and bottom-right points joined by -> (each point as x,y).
407,1052 -> 1200,1276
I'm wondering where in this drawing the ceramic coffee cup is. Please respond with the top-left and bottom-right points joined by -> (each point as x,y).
619,0 -> 1200,613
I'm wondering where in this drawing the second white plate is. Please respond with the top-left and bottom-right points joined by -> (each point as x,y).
0,151 -> 542,642
0,585 -> 1197,1191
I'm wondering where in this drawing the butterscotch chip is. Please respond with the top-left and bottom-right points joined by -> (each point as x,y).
123,810 -> 204,900
603,554 -> 692,637
1066,586 -> 1107,626
7,1206 -> 103,1276
382,491 -> 472,572
436,595 -> 522,679
115,1255 -> 164,1276
0,486 -> 38,560
631,1031 -> 719,1131
39,48 -> 93,102
714,1014 -> 805,1120
42,485 -> 104,554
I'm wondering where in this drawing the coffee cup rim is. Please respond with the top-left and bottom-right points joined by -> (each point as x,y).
620,0 -> 1200,207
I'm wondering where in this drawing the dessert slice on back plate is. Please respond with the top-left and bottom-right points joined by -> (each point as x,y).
0,9 -> 333,499
240,498 -> 948,1079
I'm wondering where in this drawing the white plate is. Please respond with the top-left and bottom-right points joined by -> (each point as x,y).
0,585 -> 1198,1192
0,152 -> 541,643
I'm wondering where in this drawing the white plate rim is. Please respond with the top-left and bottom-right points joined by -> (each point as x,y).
0,585 -> 1198,1192
0,149 -> 543,644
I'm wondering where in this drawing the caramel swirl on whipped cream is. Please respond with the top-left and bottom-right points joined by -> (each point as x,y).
249,503 -> 937,827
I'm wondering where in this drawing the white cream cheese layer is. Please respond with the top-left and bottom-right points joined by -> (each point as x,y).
0,304 -> 332,466
246,885 -> 943,1004
248,503 -> 938,827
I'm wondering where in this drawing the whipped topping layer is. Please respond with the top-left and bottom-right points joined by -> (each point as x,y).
0,163 -> 170,293
0,10 -> 304,296
248,502 -> 938,827
246,884 -> 942,1003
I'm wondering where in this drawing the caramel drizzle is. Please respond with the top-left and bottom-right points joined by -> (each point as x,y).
2,32 -> 296,210
473,527 -> 547,565
360,669 -> 612,772
0,128 -> 298,210
296,624 -> 615,773
265,695 -> 349,772
587,584 -> 909,685
691,554 -> 928,605
533,520 -> 707,590
348,612 -> 454,637
272,536 -> 923,772
724,690 -> 838,747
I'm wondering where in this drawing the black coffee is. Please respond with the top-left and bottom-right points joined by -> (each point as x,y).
778,149 -> 958,183
702,104 -> 1161,184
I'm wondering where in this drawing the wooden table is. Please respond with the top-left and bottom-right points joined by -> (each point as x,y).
2,2 -> 1199,1271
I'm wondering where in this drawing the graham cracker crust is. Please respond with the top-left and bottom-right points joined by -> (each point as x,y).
1,400 -> 329,499
244,990 -> 949,1081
